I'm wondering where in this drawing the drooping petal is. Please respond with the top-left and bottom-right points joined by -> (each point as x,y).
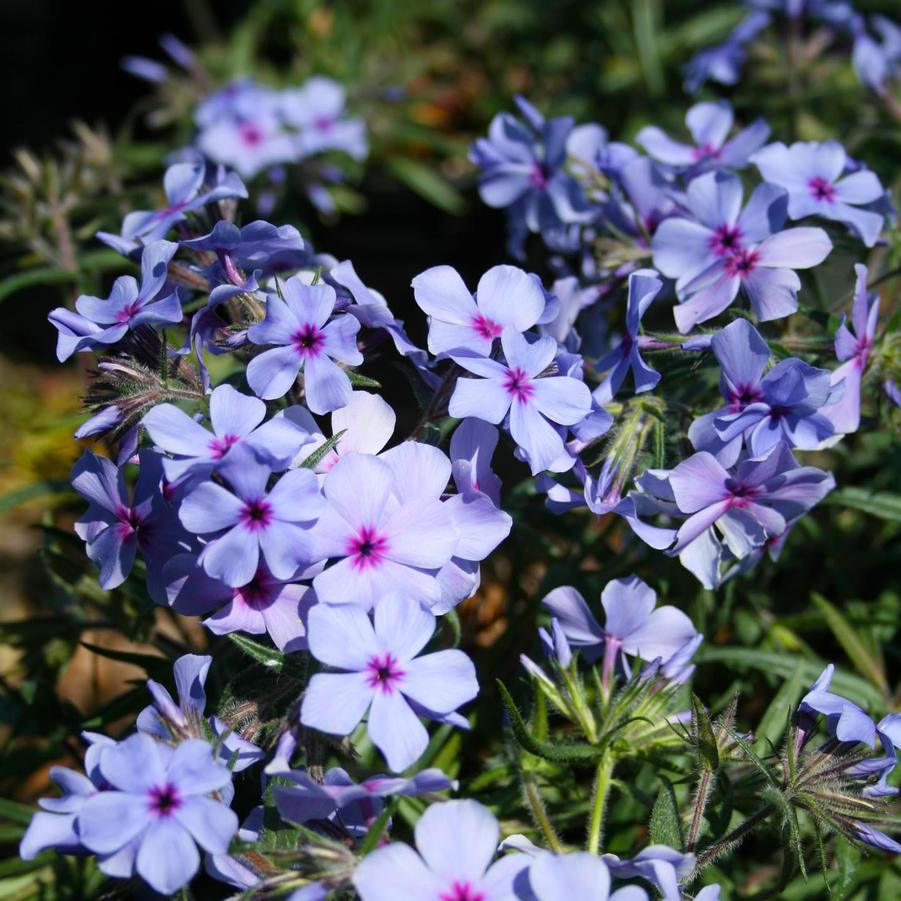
367,688 -> 429,772
136,817 -> 200,896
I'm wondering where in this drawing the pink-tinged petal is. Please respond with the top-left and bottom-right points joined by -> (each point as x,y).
210,384 -> 266,437
755,227 -> 831,269
323,453 -> 395,529
179,482 -> 244,533
353,843 -> 445,901
70,452 -> 124,513
99,732 -> 165,793
543,586 -> 603,646
204,597 -> 267,636
450,354 -> 510,380
332,391 -> 395,456
200,526 -> 260,588
415,799 -> 498,883
379,441 -> 452,502
307,603 -> 378,669
402,650 -> 478,714
309,506 -> 357,559
651,218 -> 716,281
301,671 -> 373,734
476,265 -> 545,331
173,796 -> 238,854
373,595 -> 435,662
367,688 -> 428,772
448,376 -> 511,423
136,818 -> 199,896
167,739 -> 232,796
383,499 -> 458,569
247,345 -> 302,400
835,170 -> 883,205
411,265 -> 477,325
669,452 -> 730,512
509,401 -> 566,475
531,376 -> 591,425
78,792 -> 151,854
742,267 -> 800,322
429,321 -> 493,356
501,330 -> 557,377
143,404 -> 215,457
321,313 -> 363,365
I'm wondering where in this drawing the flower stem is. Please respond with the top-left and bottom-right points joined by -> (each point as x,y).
689,803 -> 775,878
587,752 -> 615,854
524,773 -> 563,853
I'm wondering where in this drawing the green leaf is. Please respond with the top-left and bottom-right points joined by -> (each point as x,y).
79,643 -> 171,680
826,487 -> 901,522
298,430 -> 346,470
497,680 -> 604,764
754,661 -> 807,754
227,633 -> 286,671
649,776 -> 683,849
811,593 -> 887,695
0,267 -> 73,303
347,371 -> 382,389
358,803 -> 393,855
0,479 -> 72,515
385,158 -> 466,215
0,798 -> 37,826
692,694 -> 719,772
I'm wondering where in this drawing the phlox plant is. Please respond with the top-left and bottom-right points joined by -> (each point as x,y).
2,3 -> 901,901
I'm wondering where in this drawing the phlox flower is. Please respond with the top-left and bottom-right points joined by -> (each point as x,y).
637,100 -> 770,173
309,451 -> 458,610
448,330 -> 592,474
247,277 -> 362,413
280,76 -> 368,161
752,140 -> 887,246
353,799 -> 527,900
49,241 -> 182,361
797,664 -> 876,746
300,597 -> 478,772
412,264 -> 547,357
76,734 -> 238,896
522,852 -> 650,900
652,171 -> 832,332
182,219 -> 307,275
179,447 -> 324,587
602,846 -> 695,901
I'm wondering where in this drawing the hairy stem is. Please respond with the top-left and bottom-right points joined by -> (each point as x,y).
524,773 -> 563,853
690,803 -> 775,877
587,752 -> 615,855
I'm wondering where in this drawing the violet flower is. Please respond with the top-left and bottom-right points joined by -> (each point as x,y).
247,277 -> 362,413
823,263 -> 880,435
752,140 -> 887,246
412,264 -> 547,357
353,799 -> 527,900
49,241 -> 182,361
76,733 -> 238,896
179,446 -> 324,587
181,219 -> 307,275
523,852 -> 650,900
280,76 -> 368,161
300,597 -> 478,772
637,100 -> 770,173
652,171 -> 832,332
448,330 -> 592,474
143,383 -> 307,482
309,451 -> 459,610
797,664 -> 876,746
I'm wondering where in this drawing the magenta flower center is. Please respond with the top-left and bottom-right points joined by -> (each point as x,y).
724,248 -> 760,278
710,224 -> 743,257
347,525 -> 390,570
503,367 -> 535,403
855,335 -> 873,368
236,569 -> 279,610
807,176 -> 836,203
692,141 -> 720,161
470,313 -> 503,341
313,115 -> 334,132
440,882 -> 486,901
150,199 -> 189,222
292,323 -> 325,357
114,300 -> 143,324
239,121 -> 265,147
208,433 -> 241,459
529,162 -> 550,189
116,505 -> 144,538
727,383 -> 764,411
365,653 -> 405,693
148,783 -> 182,817
724,479 -> 762,508
240,498 -> 273,532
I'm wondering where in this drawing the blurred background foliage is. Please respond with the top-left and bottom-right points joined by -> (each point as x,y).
0,0 -> 899,897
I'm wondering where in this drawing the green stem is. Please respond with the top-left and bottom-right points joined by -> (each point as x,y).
689,803 -> 775,878
587,752 -> 615,854
524,773 -> 563,853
